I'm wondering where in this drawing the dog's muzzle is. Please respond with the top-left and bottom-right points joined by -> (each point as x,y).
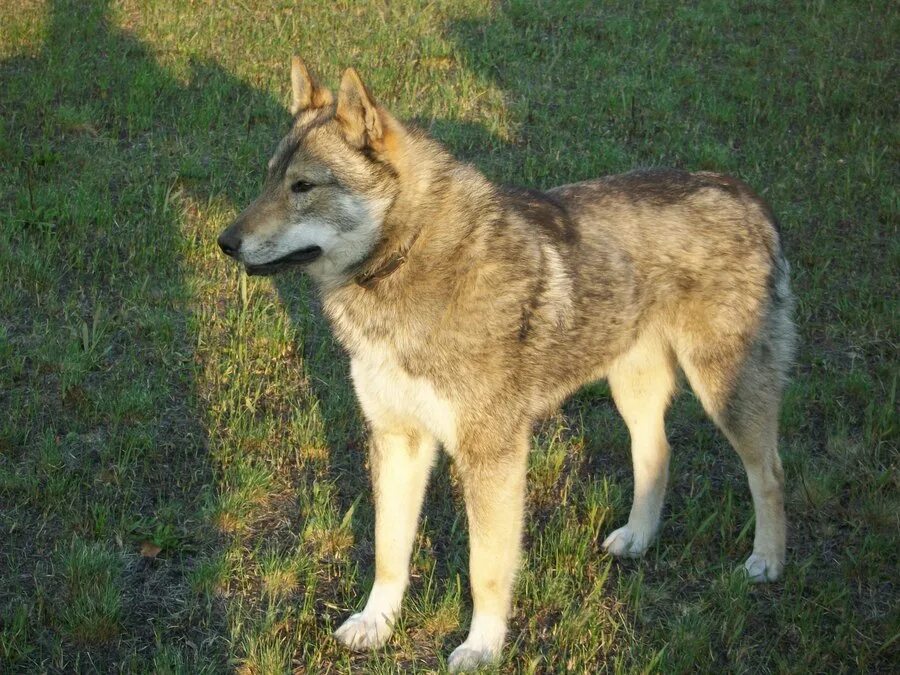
217,228 -> 323,276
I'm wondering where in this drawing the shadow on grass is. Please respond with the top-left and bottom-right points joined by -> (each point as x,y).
0,0 -> 350,669
0,0 -> 243,669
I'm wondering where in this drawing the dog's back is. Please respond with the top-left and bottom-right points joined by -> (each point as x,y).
470,169 -> 794,422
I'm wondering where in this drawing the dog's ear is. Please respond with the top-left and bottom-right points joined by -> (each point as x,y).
335,67 -> 385,149
290,55 -> 332,115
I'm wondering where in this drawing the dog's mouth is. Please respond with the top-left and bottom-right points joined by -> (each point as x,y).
244,246 -> 323,276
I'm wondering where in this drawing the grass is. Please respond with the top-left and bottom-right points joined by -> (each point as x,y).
0,0 -> 896,671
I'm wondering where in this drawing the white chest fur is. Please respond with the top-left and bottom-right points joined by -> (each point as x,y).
350,343 -> 458,452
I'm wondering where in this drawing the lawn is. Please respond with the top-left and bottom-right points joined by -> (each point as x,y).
0,0 -> 896,672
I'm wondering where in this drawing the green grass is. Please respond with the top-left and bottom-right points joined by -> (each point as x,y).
1,0 -> 897,671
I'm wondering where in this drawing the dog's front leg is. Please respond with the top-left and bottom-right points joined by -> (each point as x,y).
448,430 -> 529,672
334,427 -> 437,650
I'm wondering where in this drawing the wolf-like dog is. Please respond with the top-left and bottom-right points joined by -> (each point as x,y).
218,57 -> 796,670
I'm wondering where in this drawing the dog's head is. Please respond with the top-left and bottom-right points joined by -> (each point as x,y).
218,57 -> 401,286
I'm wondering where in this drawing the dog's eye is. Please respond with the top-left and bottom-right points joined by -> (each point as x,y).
291,180 -> 315,194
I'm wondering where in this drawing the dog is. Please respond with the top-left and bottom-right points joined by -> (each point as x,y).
217,56 -> 796,671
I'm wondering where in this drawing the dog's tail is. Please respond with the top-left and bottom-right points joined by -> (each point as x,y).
766,222 -> 798,389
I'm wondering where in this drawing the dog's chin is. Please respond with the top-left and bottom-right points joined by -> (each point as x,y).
244,246 -> 323,276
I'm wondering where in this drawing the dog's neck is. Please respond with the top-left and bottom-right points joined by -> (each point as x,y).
326,130 -> 491,305
353,224 -> 422,289
319,151 -> 497,355
346,131 -> 444,290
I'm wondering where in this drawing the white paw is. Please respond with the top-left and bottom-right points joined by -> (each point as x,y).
448,643 -> 500,672
743,552 -> 783,583
602,524 -> 653,558
334,611 -> 393,651
447,612 -> 505,672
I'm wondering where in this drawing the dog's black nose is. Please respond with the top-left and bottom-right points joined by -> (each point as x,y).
218,231 -> 242,258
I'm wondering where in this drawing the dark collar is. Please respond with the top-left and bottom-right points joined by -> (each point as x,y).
355,227 -> 422,290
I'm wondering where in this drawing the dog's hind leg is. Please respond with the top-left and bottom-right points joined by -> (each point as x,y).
676,296 -> 794,582
602,331 -> 677,558
447,427 -> 529,672
334,427 -> 437,650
